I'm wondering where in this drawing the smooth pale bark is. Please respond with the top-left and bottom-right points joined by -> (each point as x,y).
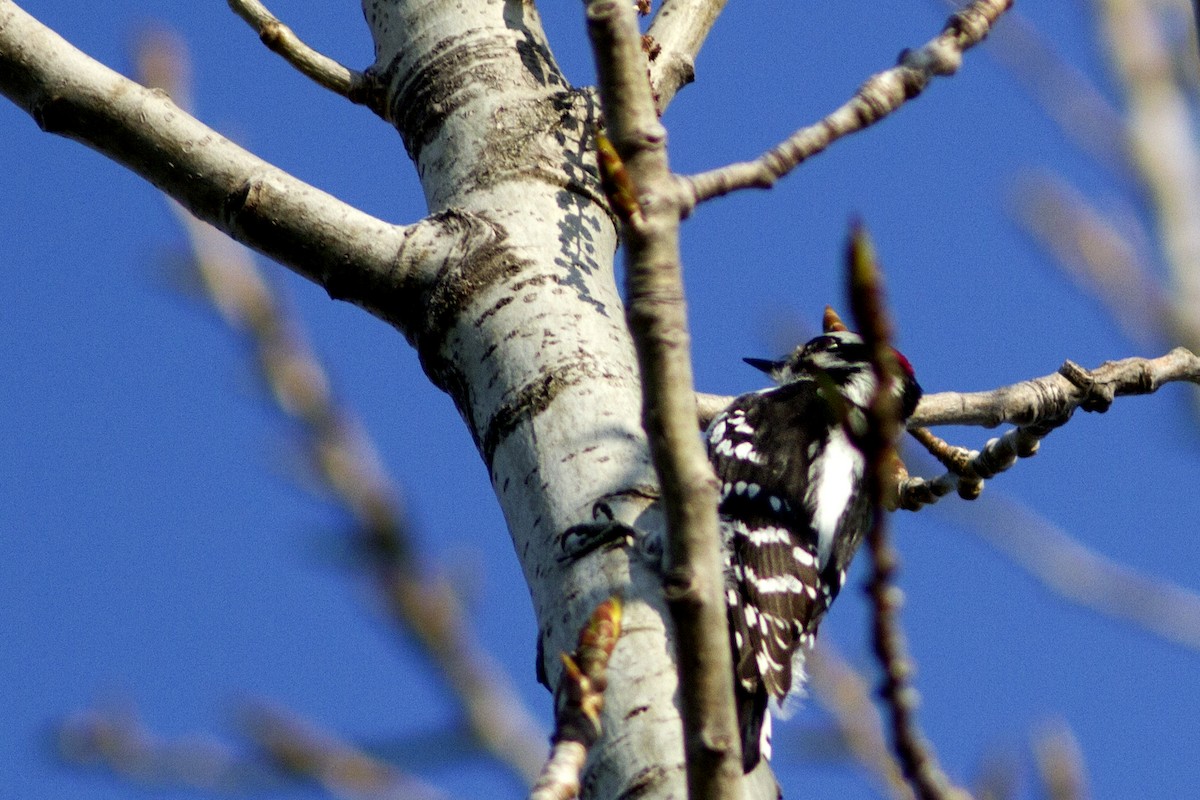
364,3 -> 701,798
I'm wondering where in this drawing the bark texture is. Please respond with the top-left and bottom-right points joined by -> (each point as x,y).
363,2 -> 693,797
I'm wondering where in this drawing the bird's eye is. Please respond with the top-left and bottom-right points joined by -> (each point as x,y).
809,335 -> 840,352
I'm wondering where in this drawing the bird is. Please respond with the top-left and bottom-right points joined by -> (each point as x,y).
705,328 -> 922,770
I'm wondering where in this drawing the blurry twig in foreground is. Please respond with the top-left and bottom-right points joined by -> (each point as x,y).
940,489 -> 1200,653
58,703 -> 269,792
243,702 -> 448,800
971,749 -> 1019,800
135,28 -> 546,784
1032,721 -> 1089,800
848,226 -> 970,800
1093,0 -> 1200,353
962,3 -> 1129,180
58,701 -> 446,800
1011,171 -> 1171,348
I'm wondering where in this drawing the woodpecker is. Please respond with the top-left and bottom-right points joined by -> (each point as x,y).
707,329 -> 922,771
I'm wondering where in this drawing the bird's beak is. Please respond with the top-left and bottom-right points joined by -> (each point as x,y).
743,357 -> 783,375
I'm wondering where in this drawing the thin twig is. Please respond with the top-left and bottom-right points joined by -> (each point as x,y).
176,211 -> 546,783
644,0 -> 729,112
970,5 -> 1130,179
900,348 -> 1200,508
701,345 -> 1200,431
586,1 -> 744,797
848,225 -> 970,800
704,348 -> 1200,512
530,597 -> 623,800
134,32 -> 547,785
58,702 -> 269,792
910,347 -> 1200,428
682,0 -> 1012,207
227,0 -> 369,103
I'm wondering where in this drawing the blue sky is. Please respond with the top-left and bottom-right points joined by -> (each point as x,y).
3,2 -> 1199,799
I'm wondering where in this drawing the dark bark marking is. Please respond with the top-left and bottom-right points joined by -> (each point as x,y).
481,355 -> 612,470
608,765 -> 671,800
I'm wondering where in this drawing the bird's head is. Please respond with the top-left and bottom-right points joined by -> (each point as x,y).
744,330 -> 922,418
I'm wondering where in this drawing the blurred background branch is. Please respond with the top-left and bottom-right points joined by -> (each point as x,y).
60,26 -> 549,791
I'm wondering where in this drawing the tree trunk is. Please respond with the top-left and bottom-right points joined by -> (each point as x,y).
365,2 -> 694,797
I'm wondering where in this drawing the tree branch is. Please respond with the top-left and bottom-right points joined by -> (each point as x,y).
974,6 -> 1130,181
1094,0 -> 1200,346
586,2 -> 744,798
703,347 -> 1200,437
1031,721 -> 1089,800
1011,171 -> 1169,348
173,205 -> 547,783
243,703 -> 450,800
644,0 -> 729,113
227,0 -> 369,103
910,347 -> 1200,428
0,0 -> 477,330
129,25 -> 550,786
682,0 -> 1012,207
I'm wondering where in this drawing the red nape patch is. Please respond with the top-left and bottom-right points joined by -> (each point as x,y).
891,348 -> 916,378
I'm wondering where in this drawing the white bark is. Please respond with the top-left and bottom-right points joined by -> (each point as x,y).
364,2 -> 692,797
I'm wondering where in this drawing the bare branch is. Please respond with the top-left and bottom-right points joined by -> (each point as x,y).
178,211 -> 548,782
0,1 -> 479,330
586,1 -> 744,797
910,347 -> 1200,428
131,30 -> 547,780
704,346 -> 1200,505
644,0 -> 729,112
58,700 -> 447,799
894,348 -> 1200,509
848,226 -> 970,800
683,0 -> 1012,206
976,6 -> 1130,179
227,0 -> 368,102
58,703 -> 266,792
530,597 -> 623,800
